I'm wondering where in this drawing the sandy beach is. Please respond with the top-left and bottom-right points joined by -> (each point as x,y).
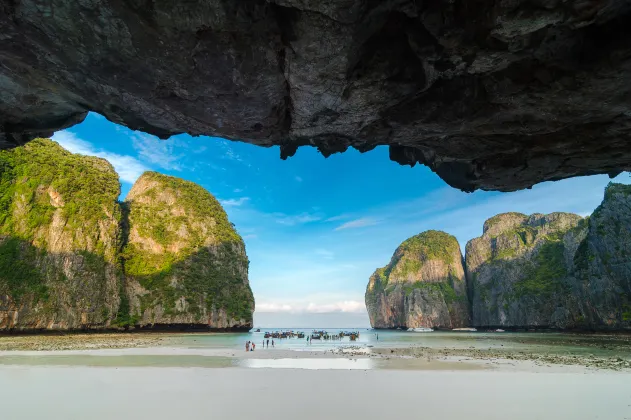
1,365 -> 630,420
1,331 -> 631,419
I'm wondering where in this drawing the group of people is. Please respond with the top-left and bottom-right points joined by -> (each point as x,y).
245,339 -> 275,351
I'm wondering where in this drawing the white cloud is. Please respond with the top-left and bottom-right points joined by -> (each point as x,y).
233,188 -> 243,193
242,234 -> 258,240
325,214 -> 351,222
256,300 -> 365,314
131,132 -> 184,171
52,131 -> 148,184
274,212 -> 322,226
334,217 -> 379,231
315,248 -> 334,259
220,197 -> 250,207
295,176 -> 303,182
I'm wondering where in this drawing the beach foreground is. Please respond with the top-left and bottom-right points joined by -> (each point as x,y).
2,365 -> 630,420
1,331 -> 631,419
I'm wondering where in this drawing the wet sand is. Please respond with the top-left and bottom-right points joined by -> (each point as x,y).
1,333 -> 631,419
0,333 -> 165,351
1,331 -> 631,370
1,365 -> 630,420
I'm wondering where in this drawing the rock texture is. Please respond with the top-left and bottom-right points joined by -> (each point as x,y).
0,140 -> 253,331
466,212 -> 587,328
573,184 -> 631,329
2,1 -> 631,191
365,231 -> 469,329
123,172 -> 254,329
368,185 -> 631,330
0,139 -> 122,330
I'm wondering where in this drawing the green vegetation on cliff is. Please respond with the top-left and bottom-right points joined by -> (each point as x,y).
366,230 -> 469,329
0,141 -> 254,330
514,240 -> 568,298
0,139 -> 121,314
0,139 -> 120,244
124,172 -> 254,323
0,237 -> 47,302
398,230 -> 459,267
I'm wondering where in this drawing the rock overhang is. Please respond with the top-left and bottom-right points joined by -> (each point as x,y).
2,0 -> 631,192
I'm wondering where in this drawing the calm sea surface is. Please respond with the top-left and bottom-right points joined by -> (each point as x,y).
165,328 -> 631,358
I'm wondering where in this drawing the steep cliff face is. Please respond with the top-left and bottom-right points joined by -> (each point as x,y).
466,212 -> 587,328
3,1 -> 631,192
365,231 -> 469,329
0,141 -> 254,331
0,139 -> 122,330
123,172 -> 254,329
573,184 -> 631,329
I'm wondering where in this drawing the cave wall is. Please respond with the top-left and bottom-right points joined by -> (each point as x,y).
2,0 -> 631,191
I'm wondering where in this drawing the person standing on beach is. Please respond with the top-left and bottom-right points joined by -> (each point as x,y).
252,343 -> 256,351
267,339 -> 269,348
245,341 -> 249,352
272,339 -> 275,348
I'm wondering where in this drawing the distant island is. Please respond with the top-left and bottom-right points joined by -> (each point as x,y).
0,139 -> 254,332
366,183 -> 631,331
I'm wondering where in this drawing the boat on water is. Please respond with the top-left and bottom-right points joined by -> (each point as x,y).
495,329 -> 505,332
407,327 -> 434,332
452,328 -> 478,332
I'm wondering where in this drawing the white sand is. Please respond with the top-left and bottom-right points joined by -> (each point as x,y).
1,365 -> 630,420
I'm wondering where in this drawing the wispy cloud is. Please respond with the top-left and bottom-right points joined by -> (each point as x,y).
52,131 -> 148,184
220,197 -> 250,207
242,234 -> 258,240
334,217 -> 380,231
325,214 -> 351,222
256,300 -> 365,314
233,188 -> 243,193
130,132 -> 184,171
274,212 -> 322,226
315,248 -> 334,259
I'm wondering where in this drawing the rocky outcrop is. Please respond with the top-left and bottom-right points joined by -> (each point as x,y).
123,172 -> 254,329
369,184 -> 631,330
573,184 -> 631,329
0,139 -> 122,330
2,1 -> 631,191
466,212 -> 587,329
0,140 -> 254,331
365,231 -> 469,329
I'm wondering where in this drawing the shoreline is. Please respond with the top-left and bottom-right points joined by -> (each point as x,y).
0,333 -> 630,372
0,326 -> 252,336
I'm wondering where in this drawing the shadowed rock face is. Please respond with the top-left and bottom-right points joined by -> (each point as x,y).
2,0 -> 631,191
465,212 -> 587,329
365,231 -> 470,329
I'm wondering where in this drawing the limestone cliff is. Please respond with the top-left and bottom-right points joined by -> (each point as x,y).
572,184 -> 631,329
0,139 -> 122,330
466,212 -> 587,329
365,231 -> 469,329
0,140 -> 254,331
3,1 -> 631,192
123,172 -> 254,329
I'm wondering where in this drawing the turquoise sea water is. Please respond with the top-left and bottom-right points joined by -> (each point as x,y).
167,328 -> 631,358
1,329 -> 629,370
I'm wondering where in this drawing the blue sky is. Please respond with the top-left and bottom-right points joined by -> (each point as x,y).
52,112 -> 629,328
